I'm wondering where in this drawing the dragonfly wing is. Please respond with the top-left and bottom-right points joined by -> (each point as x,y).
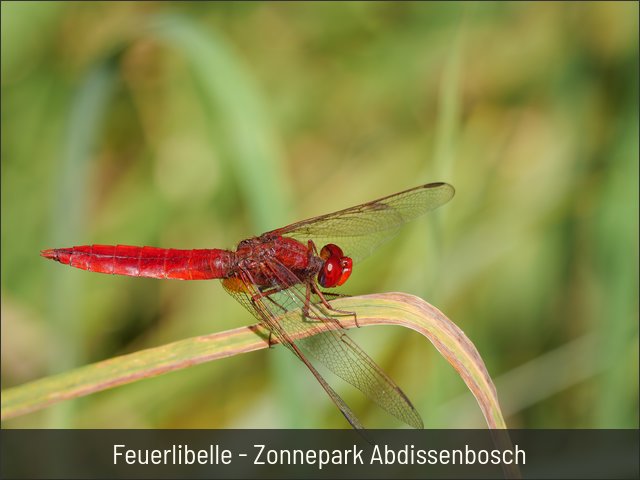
221,272 -> 365,430
230,258 -> 424,429
270,182 -> 454,263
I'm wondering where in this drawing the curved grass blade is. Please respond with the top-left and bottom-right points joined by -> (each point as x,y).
2,292 -> 505,431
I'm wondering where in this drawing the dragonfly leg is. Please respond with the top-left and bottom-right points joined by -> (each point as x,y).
300,281 -> 337,324
318,290 -> 361,327
307,281 -> 359,327
251,286 -> 289,314
307,239 -> 319,255
247,292 -> 282,348
250,284 -> 309,325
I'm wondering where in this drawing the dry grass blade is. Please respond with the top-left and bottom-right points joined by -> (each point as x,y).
2,293 -> 505,429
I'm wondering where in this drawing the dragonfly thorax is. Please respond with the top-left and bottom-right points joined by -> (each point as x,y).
232,234 -> 323,288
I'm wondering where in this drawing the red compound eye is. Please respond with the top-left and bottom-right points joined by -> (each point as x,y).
318,244 -> 353,288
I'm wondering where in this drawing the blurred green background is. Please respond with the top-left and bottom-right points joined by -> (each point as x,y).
1,1 -> 638,429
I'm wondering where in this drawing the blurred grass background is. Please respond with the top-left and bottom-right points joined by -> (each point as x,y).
1,1 -> 638,429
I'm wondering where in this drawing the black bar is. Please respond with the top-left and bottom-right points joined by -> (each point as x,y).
1,429 -> 637,479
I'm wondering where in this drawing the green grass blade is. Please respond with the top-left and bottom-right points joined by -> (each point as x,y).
146,14 -> 292,230
2,293 -> 505,430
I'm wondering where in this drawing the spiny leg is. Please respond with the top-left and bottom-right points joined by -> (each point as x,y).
306,281 -> 359,327
318,290 -> 359,325
248,287 -> 289,348
300,280 -> 338,324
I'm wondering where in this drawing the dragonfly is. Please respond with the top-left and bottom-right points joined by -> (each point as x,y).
41,182 -> 455,429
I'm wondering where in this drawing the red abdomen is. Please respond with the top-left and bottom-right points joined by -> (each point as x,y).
41,245 -> 232,280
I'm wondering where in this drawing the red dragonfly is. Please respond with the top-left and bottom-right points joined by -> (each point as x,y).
41,182 -> 454,429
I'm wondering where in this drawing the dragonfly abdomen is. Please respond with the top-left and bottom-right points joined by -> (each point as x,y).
41,245 -> 232,280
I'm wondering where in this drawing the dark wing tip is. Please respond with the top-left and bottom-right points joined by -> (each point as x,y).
423,181 -> 455,195
419,182 -> 456,207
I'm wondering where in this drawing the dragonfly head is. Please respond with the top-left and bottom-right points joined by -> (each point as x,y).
317,243 -> 353,288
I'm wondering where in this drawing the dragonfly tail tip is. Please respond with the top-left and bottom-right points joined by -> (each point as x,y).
40,249 -> 58,260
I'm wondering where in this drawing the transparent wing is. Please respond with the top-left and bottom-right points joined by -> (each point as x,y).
222,273 -> 364,430
222,258 -> 424,429
269,182 -> 454,263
